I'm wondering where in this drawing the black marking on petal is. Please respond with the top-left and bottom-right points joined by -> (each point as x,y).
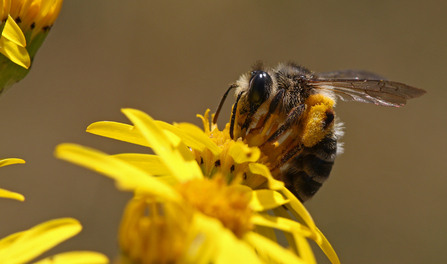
30,22 -> 35,29
15,17 -> 21,23
230,165 -> 235,172
200,157 -> 204,164
214,160 -> 221,167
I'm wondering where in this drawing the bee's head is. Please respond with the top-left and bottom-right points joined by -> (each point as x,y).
247,71 -> 273,107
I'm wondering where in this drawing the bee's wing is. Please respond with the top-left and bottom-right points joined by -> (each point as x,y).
308,79 -> 426,107
318,69 -> 386,80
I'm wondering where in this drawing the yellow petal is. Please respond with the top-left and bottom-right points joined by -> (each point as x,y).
0,188 -> 24,201
253,211 -> 316,258
0,218 -> 82,263
121,108 -> 202,182
39,0 -> 55,18
274,191 -> 340,263
248,163 -> 284,190
250,213 -> 313,238
32,251 -> 109,264
86,121 -> 150,147
228,142 -> 261,164
294,234 -> 317,264
315,227 -> 340,264
46,0 -> 63,27
214,230 -> 262,264
249,190 -> 289,211
153,175 -> 179,186
189,213 -> 262,264
244,231 -> 307,264
271,207 -> 305,255
279,188 -> 321,244
0,158 -> 25,167
9,0 -> 23,19
196,110 -> 210,135
158,121 -> 208,152
2,15 -> 26,47
227,184 -> 252,194
253,224 -> 277,242
174,122 -> 222,156
55,143 -> 181,202
112,153 -> 170,175
0,35 -> 30,68
0,230 -> 23,249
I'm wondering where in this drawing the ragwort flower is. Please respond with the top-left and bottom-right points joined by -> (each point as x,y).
0,157 -> 108,263
56,108 -> 326,264
0,0 -> 63,93
85,108 -> 340,264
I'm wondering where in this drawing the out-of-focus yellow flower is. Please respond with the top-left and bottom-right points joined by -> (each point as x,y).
0,157 -> 108,263
55,108 -> 328,264
0,157 -> 25,201
84,108 -> 341,264
0,0 -> 63,93
0,217 -> 109,264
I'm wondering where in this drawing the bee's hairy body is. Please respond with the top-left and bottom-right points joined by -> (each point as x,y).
213,62 -> 425,202
232,62 -> 342,201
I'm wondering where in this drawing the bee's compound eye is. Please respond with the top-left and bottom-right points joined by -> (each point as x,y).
248,71 -> 272,105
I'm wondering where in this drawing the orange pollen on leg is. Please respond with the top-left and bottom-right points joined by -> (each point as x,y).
301,94 -> 335,147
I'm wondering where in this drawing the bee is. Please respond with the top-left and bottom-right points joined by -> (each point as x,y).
213,62 -> 426,202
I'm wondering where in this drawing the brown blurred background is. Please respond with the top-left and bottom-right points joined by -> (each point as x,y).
0,1 -> 445,263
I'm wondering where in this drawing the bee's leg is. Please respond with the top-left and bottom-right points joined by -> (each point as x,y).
270,144 -> 303,172
260,89 -> 285,128
260,104 -> 305,147
240,104 -> 260,132
230,91 -> 243,139
213,83 -> 238,125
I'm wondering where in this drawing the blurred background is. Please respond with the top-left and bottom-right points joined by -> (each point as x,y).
0,1 -> 445,263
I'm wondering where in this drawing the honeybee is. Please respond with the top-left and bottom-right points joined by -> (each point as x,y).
213,62 -> 426,202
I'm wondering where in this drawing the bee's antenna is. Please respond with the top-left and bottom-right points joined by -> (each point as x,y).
230,91 -> 243,139
213,83 -> 238,125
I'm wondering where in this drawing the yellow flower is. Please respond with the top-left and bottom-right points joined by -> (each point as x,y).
0,157 -> 25,201
0,218 -> 109,264
0,157 -> 108,263
0,0 -> 63,93
84,108 -> 341,264
55,108 -> 328,264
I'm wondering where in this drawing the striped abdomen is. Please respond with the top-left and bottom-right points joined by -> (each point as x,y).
281,132 -> 338,202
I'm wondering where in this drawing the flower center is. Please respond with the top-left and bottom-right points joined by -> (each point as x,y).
175,177 -> 253,238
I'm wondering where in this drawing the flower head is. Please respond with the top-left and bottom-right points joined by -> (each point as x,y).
56,108 -> 336,263
0,0 -> 63,93
0,156 -> 107,263
118,196 -> 193,264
